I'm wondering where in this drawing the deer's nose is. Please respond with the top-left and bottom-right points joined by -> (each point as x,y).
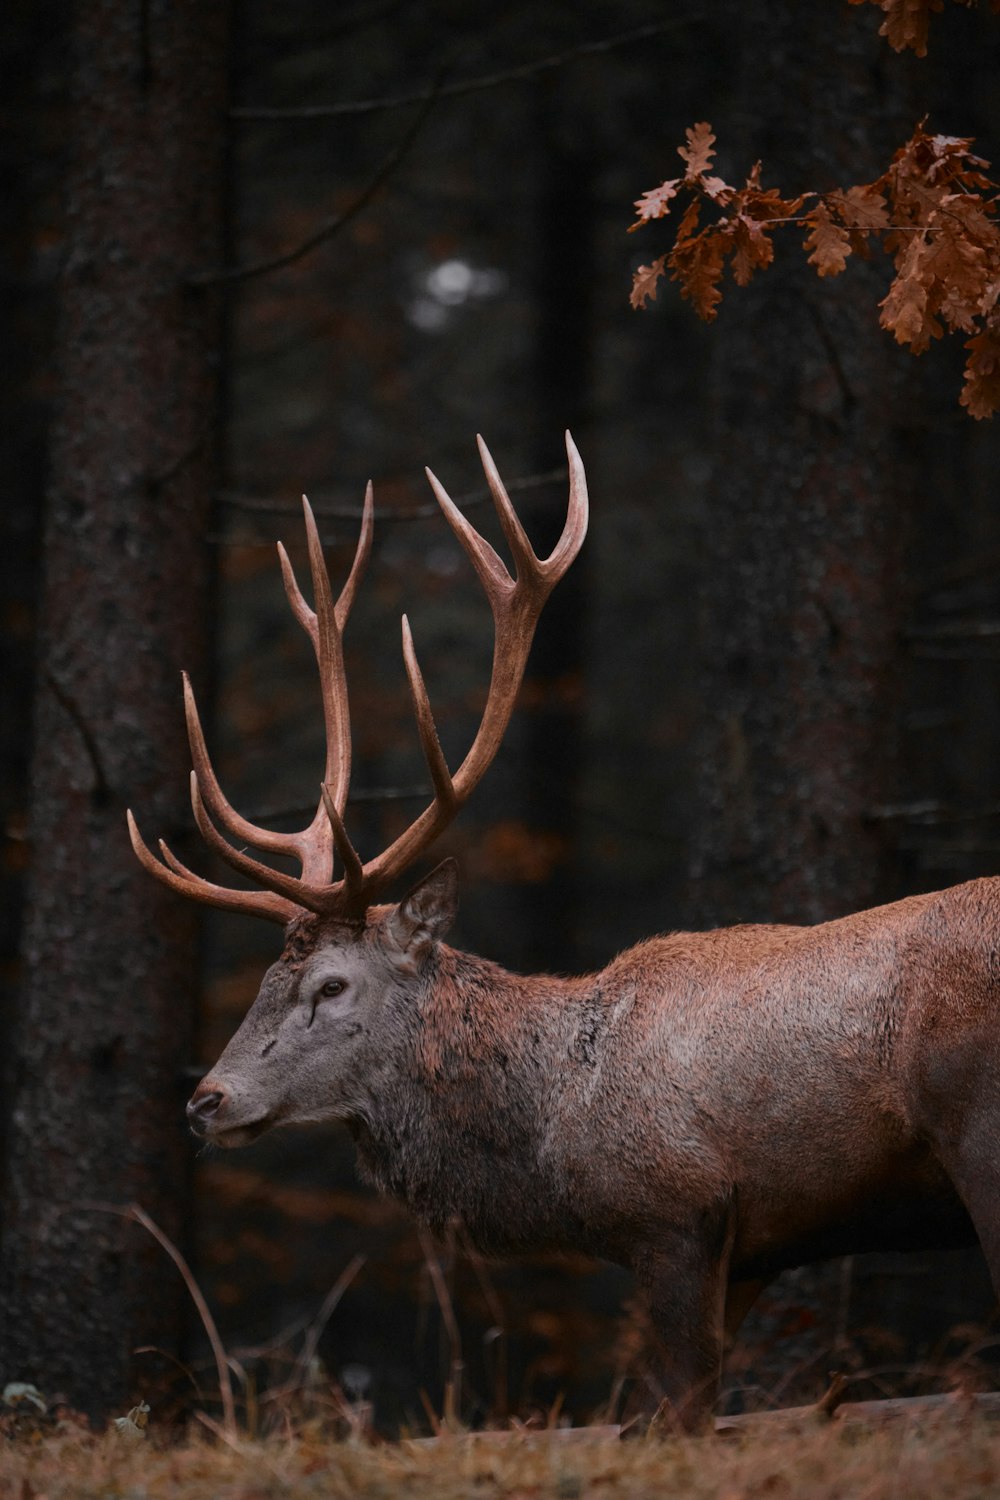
187,1080 -> 228,1135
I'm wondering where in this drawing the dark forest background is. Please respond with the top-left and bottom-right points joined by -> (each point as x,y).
5,0 -> 1000,1434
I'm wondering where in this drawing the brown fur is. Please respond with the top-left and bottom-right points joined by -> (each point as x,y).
187,865 -> 1000,1429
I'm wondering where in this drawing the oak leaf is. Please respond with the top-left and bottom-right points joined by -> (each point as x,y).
961,327 -> 1000,417
675,193 -> 704,237
921,223 -> 990,326
804,204 -> 852,276
829,185 -> 890,234
880,236 -> 945,352
731,215 -> 774,286
670,228 -> 728,320
632,178 -> 682,226
880,275 -> 940,349
630,256 -> 668,310
678,121 -> 717,179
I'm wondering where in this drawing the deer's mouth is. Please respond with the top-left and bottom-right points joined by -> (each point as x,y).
203,1115 -> 275,1148
187,1077 -> 278,1146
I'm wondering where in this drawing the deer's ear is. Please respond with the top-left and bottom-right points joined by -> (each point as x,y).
386,858 -> 459,968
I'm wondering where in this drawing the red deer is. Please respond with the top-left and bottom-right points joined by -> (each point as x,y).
130,435 -> 997,1431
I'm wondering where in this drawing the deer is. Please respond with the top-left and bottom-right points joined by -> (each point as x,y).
130,433 -> 1000,1433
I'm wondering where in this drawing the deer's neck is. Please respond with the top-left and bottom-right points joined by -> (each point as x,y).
351,946 -> 588,1251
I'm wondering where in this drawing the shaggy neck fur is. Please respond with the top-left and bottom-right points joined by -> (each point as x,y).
350,943 -> 589,1252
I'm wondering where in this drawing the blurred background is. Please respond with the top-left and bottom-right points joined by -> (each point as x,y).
4,0 -> 1000,1433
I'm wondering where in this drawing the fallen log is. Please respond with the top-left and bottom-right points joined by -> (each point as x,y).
407,1386 -> 1000,1446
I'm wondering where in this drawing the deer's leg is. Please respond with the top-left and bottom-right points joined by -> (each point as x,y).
625,1215 -> 736,1434
916,1034 -> 1000,1293
931,1102 -> 1000,1294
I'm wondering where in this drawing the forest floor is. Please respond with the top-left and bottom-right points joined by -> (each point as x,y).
4,1413 -> 1000,1500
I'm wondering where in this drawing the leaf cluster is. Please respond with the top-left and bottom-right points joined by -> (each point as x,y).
630,122 -> 1000,417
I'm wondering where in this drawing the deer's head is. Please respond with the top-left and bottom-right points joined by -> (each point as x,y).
128,437 -> 587,1146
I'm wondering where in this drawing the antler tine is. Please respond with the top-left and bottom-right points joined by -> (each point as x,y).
188,772 -> 331,915
401,615 -> 459,815
302,495 -> 347,821
272,490 -> 374,885
335,481 -> 375,630
278,537 -> 312,636
476,431 -> 588,587
545,431 -> 589,579
126,809 -> 298,924
302,493 -> 371,871
183,672 -> 300,859
475,435 -> 539,583
320,783 -> 365,907
424,466 -> 512,597
354,436 -> 589,899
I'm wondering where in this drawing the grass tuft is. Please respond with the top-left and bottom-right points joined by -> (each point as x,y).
4,1414 -> 1000,1499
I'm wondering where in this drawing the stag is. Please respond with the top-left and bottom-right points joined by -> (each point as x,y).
131,435 -> 1000,1431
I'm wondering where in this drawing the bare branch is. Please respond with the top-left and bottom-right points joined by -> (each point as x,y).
217,466 -> 567,524
189,81 -> 441,287
233,18 -> 692,122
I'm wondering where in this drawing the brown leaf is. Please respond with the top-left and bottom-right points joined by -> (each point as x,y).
804,204 -> 852,276
669,226 -> 728,321
678,121 -> 717,179
829,184 -> 890,233
731,215 -> 774,286
961,328 -> 1000,418
673,196 -> 703,242
632,177 -> 682,225
921,221 -> 991,327
630,255 -> 668,310
880,269 -> 942,352
701,174 -> 734,204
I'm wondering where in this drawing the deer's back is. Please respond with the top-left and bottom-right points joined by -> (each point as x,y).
543,878 -> 1000,1268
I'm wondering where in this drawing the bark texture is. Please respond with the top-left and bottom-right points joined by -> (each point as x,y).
688,4 -> 920,927
0,0 -> 228,1418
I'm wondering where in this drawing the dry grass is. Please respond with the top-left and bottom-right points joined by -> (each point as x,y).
4,1414 -> 1000,1500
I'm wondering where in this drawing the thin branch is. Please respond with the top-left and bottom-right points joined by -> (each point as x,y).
237,786 -> 433,829
233,18 -> 693,122
217,466 -> 567,523
190,78 -> 442,287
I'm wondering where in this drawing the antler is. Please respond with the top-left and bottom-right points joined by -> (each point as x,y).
128,433 -> 588,923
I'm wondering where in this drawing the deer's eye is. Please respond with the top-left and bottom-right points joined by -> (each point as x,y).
305,977 -> 346,1028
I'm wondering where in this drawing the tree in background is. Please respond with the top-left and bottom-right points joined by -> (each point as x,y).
0,0 -> 228,1418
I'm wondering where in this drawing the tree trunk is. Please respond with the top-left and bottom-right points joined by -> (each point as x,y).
0,0 -> 229,1421
0,0 -> 69,1180
688,3 -> 920,928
